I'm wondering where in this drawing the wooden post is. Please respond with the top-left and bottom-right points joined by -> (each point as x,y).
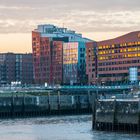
123,90 -> 125,99
48,92 -> 51,113
11,92 -> 14,117
112,99 -> 117,131
57,91 -> 61,114
22,92 -> 25,117
92,90 -> 97,130
138,99 -> 140,133
87,91 -> 91,112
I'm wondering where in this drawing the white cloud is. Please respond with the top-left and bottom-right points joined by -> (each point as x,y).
0,0 -> 139,34
0,5 -> 37,10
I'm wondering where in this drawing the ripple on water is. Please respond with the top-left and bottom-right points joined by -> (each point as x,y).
0,115 -> 139,140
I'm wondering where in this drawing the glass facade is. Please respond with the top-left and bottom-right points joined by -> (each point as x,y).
63,42 -> 78,84
63,42 -> 87,85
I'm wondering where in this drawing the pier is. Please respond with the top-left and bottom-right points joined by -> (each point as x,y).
0,85 -> 133,119
0,90 -> 92,118
92,94 -> 140,133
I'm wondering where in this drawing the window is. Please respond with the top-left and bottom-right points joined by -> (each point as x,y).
80,54 -> 84,57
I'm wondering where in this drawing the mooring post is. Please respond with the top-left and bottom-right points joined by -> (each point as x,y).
87,91 -> 91,112
113,99 -> 117,131
11,92 -> 14,117
22,92 -> 25,117
92,90 -> 97,130
57,91 -> 61,114
138,99 -> 140,134
48,92 -> 51,113
123,90 -> 125,99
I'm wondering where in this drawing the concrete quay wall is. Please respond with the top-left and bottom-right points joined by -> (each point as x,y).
0,93 -> 92,118
92,99 -> 140,133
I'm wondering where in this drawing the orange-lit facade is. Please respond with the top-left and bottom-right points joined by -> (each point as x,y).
86,42 -> 97,85
63,42 -> 87,85
51,41 -> 63,85
32,24 -> 91,85
32,31 -> 64,85
63,42 -> 78,84
86,31 -> 140,85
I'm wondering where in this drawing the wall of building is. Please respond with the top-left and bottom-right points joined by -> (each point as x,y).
32,31 -> 51,84
77,42 -> 87,85
86,31 -> 140,85
32,25 -> 91,86
22,54 -> 33,84
86,42 -> 97,85
51,41 -> 63,85
0,53 -> 33,85
63,42 -> 87,85
63,42 -> 78,85
32,31 -> 64,85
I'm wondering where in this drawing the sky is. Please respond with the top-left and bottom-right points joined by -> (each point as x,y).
0,0 -> 140,53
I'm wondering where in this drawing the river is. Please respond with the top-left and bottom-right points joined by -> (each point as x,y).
0,115 -> 139,140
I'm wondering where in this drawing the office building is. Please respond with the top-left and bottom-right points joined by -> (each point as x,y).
63,42 -> 87,85
86,31 -> 140,85
0,53 -> 33,85
32,24 -> 91,85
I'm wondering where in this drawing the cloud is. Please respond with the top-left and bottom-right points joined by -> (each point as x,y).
0,0 -> 139,34
1,0 -> 140,11
0,5 -> 37,10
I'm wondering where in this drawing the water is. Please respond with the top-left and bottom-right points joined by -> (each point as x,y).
0,115 -> 139,140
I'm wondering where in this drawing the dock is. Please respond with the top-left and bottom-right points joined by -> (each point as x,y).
0,90 -> 92,118
92,95 -> 140,133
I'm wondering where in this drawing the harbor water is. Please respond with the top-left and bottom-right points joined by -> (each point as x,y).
0,115 -> 140,140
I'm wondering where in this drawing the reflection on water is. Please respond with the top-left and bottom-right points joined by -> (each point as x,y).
0,115 -> 139,140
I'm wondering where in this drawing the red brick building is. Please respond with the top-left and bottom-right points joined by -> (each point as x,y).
86,31 -> 140,85
32,31 -> 51,84
32,31 -> 63,85
51,41 -> 63,85
86,42 -> 98,85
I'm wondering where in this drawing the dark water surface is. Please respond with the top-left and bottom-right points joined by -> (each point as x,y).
0,115 -> 139,140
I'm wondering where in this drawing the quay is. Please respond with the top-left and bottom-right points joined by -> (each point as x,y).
92,94 -> 140,133
0,85 -> 132,118
0,90 -> 92,118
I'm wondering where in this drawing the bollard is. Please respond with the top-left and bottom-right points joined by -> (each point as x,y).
92,91 -> 97,130
48,92 -> 51,114
138,99 -> 140,134
57,91 -> 61,114
87,91 -> 91,112
11,92 -> 15,117
112,99 -> 117,131
22,92 -> 25,117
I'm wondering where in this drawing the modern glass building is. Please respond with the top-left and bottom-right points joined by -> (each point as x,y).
63,42 -> 87,85
32,24 -> 91,85
63,42 -> 78,85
